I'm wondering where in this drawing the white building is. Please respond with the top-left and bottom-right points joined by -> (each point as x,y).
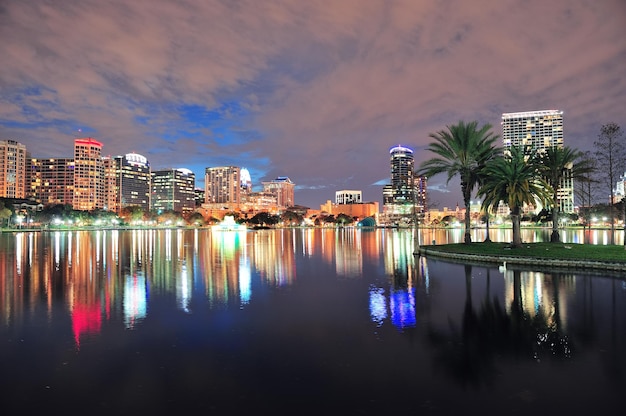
501,110 -> 573,213
335,190 -> 362,204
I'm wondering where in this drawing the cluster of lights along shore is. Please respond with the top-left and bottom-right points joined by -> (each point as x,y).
0,109 -> 580,220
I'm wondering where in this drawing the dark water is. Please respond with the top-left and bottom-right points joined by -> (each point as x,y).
0,228 -> 624,415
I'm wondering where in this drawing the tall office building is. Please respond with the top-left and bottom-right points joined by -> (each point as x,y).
73,138 -> 105,211
383,145 -> 427,220
28,157 -> 75,206
0,139 -> 28,198
205,166 -> 241,207
262,176 -> 295,209
501,110 -> 573,213
106,153 -> 151,213
152,168 -> 196,215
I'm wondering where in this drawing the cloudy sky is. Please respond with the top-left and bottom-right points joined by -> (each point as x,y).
1,0 -> 625,209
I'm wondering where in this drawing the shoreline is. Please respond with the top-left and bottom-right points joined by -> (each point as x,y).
417,245 -> 626,276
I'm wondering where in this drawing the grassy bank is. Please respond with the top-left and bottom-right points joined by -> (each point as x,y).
423,242 -> 626,263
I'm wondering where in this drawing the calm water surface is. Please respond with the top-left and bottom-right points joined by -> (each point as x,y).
0,228 -> 624,415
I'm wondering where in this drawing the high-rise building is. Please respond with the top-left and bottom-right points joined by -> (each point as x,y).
73,137 -> 105,211
28,157 -> 75,206
151,168 -> 196,215
501,110 -> 573,213
205,166 -> 241,207
383,145 -> 427,222
73,138 -> 105,211
106,153 -> 151,213
0,139 -> 27,198
262,176 -> 295,209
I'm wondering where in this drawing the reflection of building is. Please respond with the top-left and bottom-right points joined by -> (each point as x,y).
73,138 -> 105,211
502,110 -> 573,213
334,229 -> 363,277
383,145 -> 427,224
151,168 -> 196,215
369,230 -> 417,330
503,270 -> 574,330
124,272 -> 147,329
0,139 -> 27,198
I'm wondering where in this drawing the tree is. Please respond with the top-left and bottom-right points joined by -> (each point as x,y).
593,123 -> 625,245
187,212 -> 206,226
478,146 -> 552,248
574,151 -> 599,239
0,200 -> 11,227
417,120 -> 500,243
280,210 -> 303,226
249,212 -> 279,226
537,146 -> 595,243
120,205 -> 146,223
335,213 -> 354,226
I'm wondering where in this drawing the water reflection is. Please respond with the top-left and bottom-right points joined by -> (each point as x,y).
0,228 -> 624,414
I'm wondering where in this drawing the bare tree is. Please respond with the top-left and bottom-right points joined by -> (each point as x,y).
593,123 -> 625,245
574,151 -> 598,243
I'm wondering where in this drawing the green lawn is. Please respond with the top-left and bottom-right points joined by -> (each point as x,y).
424,242 -> 626,263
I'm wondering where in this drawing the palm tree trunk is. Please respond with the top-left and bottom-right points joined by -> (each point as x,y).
511,206 -> 522,248
463,187 -> 471,244
551,196 -> 560,243
484,213 -> 491,242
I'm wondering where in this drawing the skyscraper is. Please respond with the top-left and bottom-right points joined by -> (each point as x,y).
383,145 -> 426,222
262,176 -> 295,209
151,168 -> 196,215
205,166 -> 241,207
0,139 -> 27,198
501,110 -> 573,213
107,153 -> 151,213
28,157 -> 75,206
73,138 -> 105,211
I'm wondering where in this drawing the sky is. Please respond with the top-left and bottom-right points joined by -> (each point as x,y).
1,0 -> 625,209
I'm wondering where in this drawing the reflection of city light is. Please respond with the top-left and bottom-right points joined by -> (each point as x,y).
390,288 -> 416,330
124,272 -> 147,329
369,286 -> 387,326
54,231 -> 61,269
177,263 -> 191,313
15,233 -> 23,275
72,302 -> 102,349
239,257 -> 251,306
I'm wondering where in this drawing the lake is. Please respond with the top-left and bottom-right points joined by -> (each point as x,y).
0,228 -> 624,415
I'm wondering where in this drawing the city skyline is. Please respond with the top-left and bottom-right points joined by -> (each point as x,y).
1,0 -> 625,209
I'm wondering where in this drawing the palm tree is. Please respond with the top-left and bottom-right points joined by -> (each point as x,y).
537,146 -> 596,243
417,120 -> 500,243
478,146 -> 552,248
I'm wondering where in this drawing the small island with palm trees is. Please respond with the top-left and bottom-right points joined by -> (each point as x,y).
415,119 -> 625,271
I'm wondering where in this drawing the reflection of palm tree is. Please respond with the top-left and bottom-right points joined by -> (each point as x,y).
603,279 -> 624,383
427,266 -> 575,388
